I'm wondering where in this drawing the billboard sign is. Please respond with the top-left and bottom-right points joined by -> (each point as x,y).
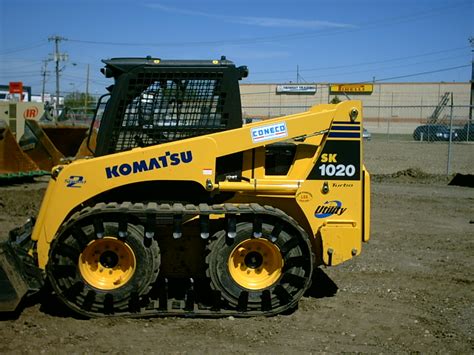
330,84 -> 373,94
276,85 -> 317,94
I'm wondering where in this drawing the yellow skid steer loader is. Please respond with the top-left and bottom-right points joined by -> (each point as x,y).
0,57 -> 370,317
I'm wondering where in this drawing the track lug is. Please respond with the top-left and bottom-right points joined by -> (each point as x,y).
270,223 -> 283,243
93,219 -> 105,239
199,214 -> 210,239
237,291 -> 248,312
118,220 -> 128,239
173,215 -> 182,239
145,213 -> 156,239
262,290 -> 272,311
158,278 -> 169,311
104,293 -> 114,315
227,215 -> 237,239
185,278 -> 195,311
252,216 -> 262,238
211,290 -> 221,311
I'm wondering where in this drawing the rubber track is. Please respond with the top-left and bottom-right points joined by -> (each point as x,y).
54,201 -> 313,318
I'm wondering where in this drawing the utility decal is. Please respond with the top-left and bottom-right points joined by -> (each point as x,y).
251,122 -> 287,143
308,140 -> 360,181
332,182 -> 354,188
315,200 -> 347,218
105,150 -> 193,179
65,175 -> 86,188
296,191 -> 313,202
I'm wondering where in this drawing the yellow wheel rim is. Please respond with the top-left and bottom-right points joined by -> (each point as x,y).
228,238 -> 283,290
78,237 -> 136,290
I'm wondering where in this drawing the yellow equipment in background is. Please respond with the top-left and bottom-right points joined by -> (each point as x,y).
0,101 -> 89,177
0,57 -> 370,318
0,120 -> 40,176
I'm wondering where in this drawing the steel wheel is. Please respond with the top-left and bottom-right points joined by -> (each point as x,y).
78,237 -> 136,290
206,221 -> 312,313
228,238 -> 283,290
47,216 -> 160,317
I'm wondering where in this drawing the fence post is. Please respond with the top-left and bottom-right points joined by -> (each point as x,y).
386,117 -> 390,141
446,93 -> 454,175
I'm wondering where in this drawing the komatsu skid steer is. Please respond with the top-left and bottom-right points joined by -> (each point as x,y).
0,57 -> 370,317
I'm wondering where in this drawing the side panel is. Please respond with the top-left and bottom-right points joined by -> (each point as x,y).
296,120 -> 367,266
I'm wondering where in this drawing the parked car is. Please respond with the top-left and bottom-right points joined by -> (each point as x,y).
362,128 -> 371,141
413,124 -> 458,141
244,117 -> 264,124
454,123 -> 474,141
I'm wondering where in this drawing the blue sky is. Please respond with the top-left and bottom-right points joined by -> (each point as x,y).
0,0 -> 472,96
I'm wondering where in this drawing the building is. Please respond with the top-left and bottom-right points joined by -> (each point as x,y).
240,82 -> 471,133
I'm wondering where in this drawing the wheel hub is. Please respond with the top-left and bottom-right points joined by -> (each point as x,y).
99,250 -> 119,268
228,238 -> 283,290
244,251 -> 263,269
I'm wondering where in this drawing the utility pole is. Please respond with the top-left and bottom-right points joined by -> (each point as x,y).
48,35 -> 68,118
85,64 -> 90,110
41,59 -> 51,103
296,65 -> 299,84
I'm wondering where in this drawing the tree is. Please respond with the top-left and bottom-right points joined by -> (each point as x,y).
330,95 -> 341,104
64,91 -> 96,109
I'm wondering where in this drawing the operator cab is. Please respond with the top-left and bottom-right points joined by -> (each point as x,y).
91,56 -> 248,156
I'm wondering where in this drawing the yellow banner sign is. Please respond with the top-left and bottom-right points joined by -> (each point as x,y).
330,84 -> 373,94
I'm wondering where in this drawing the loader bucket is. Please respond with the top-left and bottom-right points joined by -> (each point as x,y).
20,120 -> 64,171
0,241 -> 30,311
0,120 -> 42,177
0,220 -> 43,312
42,124 -> 89,157
75,128 -> 97,159
21,120 -> 88,171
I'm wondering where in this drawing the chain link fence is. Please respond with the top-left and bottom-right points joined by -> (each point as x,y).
242,104 -> 474,175
363,105 -> 472,142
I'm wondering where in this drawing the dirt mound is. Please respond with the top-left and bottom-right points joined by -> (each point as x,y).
372,168 -> 452,184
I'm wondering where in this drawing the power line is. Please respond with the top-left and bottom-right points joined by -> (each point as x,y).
248,58 -> 470,84
0,41 -> 48,55
296,55 -> 470,83
240,64 -> 471,95
252,46 -> 470,75
372,64 -> 471,83
67,1 -> 468,48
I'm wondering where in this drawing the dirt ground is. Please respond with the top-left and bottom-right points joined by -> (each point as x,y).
0,139 -> 473,353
